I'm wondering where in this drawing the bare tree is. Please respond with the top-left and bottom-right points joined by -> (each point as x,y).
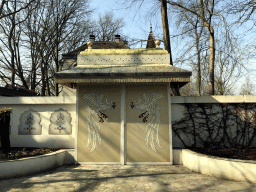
0,0 -> 92,95
240,76 -> 255,95
123,0 -> 181,95
21,0 -> 92,95
167,0 -> 216,95
93,12 -> 125,42
173,6 -> 208,96
0,0 -> 37,87
228,0 -> 256,23
214,34 -> 244,95
0,0 -> 37,20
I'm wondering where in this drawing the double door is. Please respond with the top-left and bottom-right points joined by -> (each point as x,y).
77,83 -> 171,164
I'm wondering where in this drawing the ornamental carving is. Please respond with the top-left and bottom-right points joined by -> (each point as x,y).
18,109 -> 42,135
83,92 -> 116,152
49,108 -> 72,135
131,92 -> 164,152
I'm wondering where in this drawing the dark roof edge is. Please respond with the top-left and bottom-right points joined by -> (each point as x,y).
55,71 -> 192,78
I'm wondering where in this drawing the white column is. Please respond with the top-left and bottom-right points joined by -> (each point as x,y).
168,84 -> 173,164
75,84 -> 79,164
120,84 -> 126,165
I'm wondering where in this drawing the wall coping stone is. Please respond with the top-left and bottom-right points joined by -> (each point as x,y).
172,95 -> 256,103
0,96 -> 76,104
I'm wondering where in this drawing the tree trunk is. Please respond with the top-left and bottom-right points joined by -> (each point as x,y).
161,0 -> 173,65
209,30 -> 215,95
30,46 -> 36,90
167,0 -> 216,95
195,25 -> 201,96
31,59 -> 36,91
170,83 -> 181,96
200,0 -> 215,95
46,72 -> 50,96
55,47 -> 59,96
40,62 -> 46,96
161,0 -> 181,96
55,6 -> 59,96
14,37 -> 29,89
8,16 -> 15,86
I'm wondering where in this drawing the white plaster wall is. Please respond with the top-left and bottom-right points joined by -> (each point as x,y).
171,96 -> 256,148
171,104 -> 187,148
0,149 -> 75,179
171,95 -> 256,104
1,95 -> 256,149
182,149 -> 256,183
59,86 -> 76,96
0,96 -> 76,148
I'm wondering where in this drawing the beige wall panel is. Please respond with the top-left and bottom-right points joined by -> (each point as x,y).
77,84 -> 121,162
126,83 -> 170,162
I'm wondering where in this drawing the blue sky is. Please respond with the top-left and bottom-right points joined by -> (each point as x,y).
90,0 -> 165,48
89,0 -> 256,95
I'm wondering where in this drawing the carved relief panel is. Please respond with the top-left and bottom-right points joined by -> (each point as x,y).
77,85 -> 121,162
83,93 -> 116,152
130,92 -> 164,152
126,84 -> 170,162
18,109 -> 42,135
49,108 -> 72,135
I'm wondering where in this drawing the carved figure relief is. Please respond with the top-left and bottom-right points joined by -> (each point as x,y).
49,108 -> 72,135
83,93 -> 116,152
18,109 -> 42,135
130,92 -> 164,152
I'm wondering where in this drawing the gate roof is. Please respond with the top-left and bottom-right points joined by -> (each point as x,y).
55,48 -> 192,87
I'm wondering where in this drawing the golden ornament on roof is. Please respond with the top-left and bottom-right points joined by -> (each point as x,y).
87,41 -> 93,48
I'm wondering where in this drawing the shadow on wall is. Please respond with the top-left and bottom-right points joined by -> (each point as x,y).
172,96 -> 256,149
0,108 -> 12,153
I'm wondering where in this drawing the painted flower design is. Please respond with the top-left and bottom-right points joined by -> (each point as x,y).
49,108 -> 72,135
19,109 -> 42,135
25,113 -> 34,132
56,113 -> 65,133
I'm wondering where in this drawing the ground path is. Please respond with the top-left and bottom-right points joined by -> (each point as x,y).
0,165 -> 255,192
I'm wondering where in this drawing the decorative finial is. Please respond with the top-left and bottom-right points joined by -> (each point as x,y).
87,41 -> 93,49
155,39 -> 161,48
150,24 -> 152,33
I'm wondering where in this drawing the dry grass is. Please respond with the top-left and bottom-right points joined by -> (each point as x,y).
0,148 -> 61,160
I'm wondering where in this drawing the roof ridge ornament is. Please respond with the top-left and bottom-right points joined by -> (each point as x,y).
87,41 -> 93,49
155,39 -> 161,48
146,25 -> 156,49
